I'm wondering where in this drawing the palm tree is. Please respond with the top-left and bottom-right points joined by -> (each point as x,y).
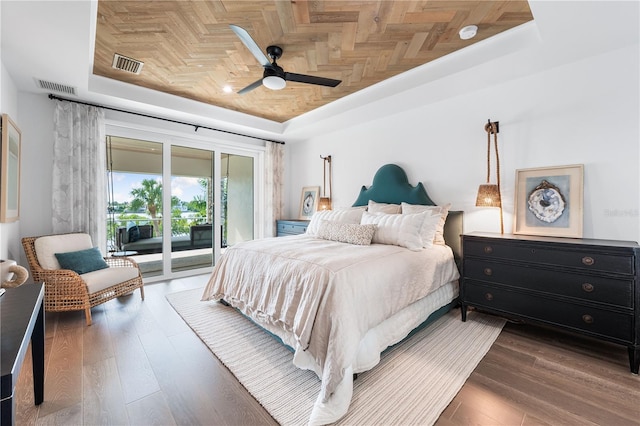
130,179 -> 162,234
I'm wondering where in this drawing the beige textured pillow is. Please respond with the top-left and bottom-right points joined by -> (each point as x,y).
317,221 -> 377,245
401,202 -> 451,246
368,200 -> 401,214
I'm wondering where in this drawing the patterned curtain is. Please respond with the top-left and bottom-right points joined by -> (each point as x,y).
52,101 -> 107,253
263,142 -> 284,237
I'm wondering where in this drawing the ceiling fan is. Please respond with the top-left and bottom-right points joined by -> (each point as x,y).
230,25 -> 342,94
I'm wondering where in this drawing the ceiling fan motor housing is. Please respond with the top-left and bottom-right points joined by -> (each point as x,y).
266,45 -> 283,61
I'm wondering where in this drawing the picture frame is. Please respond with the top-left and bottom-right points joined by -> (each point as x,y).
514,164 -> 583,238
299,186 -> 320,220
1,114 -> 21,223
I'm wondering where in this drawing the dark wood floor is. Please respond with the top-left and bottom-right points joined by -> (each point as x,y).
13,275 -> 640,425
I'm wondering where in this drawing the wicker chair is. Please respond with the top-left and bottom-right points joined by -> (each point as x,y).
22,233 -> 145,326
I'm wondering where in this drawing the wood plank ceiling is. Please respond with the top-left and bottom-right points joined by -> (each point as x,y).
94,1 -> 533,123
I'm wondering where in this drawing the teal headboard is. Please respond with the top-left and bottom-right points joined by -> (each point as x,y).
352,164 -> 436,206
351,164 -> 463,264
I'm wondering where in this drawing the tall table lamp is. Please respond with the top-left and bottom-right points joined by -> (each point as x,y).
475,120 -> 504,234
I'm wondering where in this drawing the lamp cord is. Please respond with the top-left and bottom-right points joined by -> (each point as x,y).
485,121 -> 504,233
322,158 -> 326,197
485,127 -> 491,183
327,156 -> 332,200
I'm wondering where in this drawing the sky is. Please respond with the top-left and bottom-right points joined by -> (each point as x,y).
109,172 -> 206,204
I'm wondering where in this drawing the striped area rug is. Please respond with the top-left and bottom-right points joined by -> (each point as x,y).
167,288 -> 505,425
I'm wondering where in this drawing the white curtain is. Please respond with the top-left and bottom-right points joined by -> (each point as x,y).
52,101 -> 107,253
263,142 -> 284,237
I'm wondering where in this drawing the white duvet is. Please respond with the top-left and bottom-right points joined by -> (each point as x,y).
201,234 -> 460,424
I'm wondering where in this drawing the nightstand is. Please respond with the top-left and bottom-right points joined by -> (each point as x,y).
276,219 -> 310,236
460,232 -> 640,373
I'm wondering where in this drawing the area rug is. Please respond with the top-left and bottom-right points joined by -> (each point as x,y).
167,288 -> 505,425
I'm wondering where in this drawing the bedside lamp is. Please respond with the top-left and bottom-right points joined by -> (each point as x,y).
319,155 -> 332,210
476,120 -> 504,233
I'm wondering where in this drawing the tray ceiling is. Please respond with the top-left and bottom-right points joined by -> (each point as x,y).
94,1 -> 533,123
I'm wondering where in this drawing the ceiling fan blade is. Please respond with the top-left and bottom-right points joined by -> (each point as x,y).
238,78 -> 263,95
229,24 -> 272,68
284,72 -> 341,88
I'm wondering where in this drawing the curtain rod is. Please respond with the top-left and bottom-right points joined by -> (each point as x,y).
48,93 -> 285,145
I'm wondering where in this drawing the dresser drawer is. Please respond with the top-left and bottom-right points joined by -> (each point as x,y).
464,239 -> 634,274
464,259 -> 634,307
276,220 -> 309,236
464,282 -> 633,342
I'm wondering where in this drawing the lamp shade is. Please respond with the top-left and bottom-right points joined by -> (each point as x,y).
475,184 -> 502,207
318,197 -> 332,211
263,75 -> 286,90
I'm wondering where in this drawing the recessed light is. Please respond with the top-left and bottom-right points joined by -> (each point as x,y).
459,25 -> 478,40
223,85 -> 233,93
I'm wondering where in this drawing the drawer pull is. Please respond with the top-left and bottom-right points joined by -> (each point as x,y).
582,314 -> 594,324
483,246 -> 493,254
483,268 -> 493,276
582,283 -> 594,292
484,292 -> 494,301
582,256 -> 595,266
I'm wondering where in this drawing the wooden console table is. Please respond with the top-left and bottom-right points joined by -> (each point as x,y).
1,282 -> 45,425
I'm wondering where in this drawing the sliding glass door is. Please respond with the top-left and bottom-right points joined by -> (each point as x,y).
106,136 -> 165,277
221,153 -> 254,248
170,146 -> 214,274
106,126 -> 261,281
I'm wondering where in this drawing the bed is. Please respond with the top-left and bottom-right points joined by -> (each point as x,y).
201,164 -> 462,425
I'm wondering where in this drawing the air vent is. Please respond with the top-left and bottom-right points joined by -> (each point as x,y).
35,79 -> 77,95
112,53 -> 144,75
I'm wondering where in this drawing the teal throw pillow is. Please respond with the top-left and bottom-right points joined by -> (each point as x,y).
55,247 -> 109,275
127,222 -> 140,242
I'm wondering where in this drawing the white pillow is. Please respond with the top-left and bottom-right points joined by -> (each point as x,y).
34,233 -> 94,270
401,202 -> 451,245
368,200 -> 401,214
361,211 -> 428,251
306,208 -> 365,236
317,221 -> 377,245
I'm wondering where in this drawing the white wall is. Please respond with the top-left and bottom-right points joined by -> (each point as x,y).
17,93 -> 55,245
286,44 -> 640,243
0,61 -> 23,263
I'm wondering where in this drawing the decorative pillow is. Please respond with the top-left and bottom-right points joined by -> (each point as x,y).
368,200 -> 401,214
128,225 -> 140,242
55,247 -> 109,275
138,224 -> 153,239
306,208 -> 365,236
317,221 -> 377,245
401,202 -> 451,245
34,233 -> 94,270
360,211 -> 429,251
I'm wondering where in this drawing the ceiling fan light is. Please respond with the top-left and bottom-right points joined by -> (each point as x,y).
263,76 -> 286,90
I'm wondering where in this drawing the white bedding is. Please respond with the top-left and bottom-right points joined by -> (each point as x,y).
201,234 -> 460,424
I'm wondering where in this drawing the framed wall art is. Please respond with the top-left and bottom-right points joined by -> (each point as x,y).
513,164 -> 584,238
1,114 -> 21,223
299,186 -> 320,220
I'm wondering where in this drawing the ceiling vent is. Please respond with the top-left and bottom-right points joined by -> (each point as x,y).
35,79 -> 77,95
112,53 -> 144,75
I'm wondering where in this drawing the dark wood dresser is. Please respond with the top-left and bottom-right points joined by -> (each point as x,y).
276,219 -> 310,236
460,232 -> 639,373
